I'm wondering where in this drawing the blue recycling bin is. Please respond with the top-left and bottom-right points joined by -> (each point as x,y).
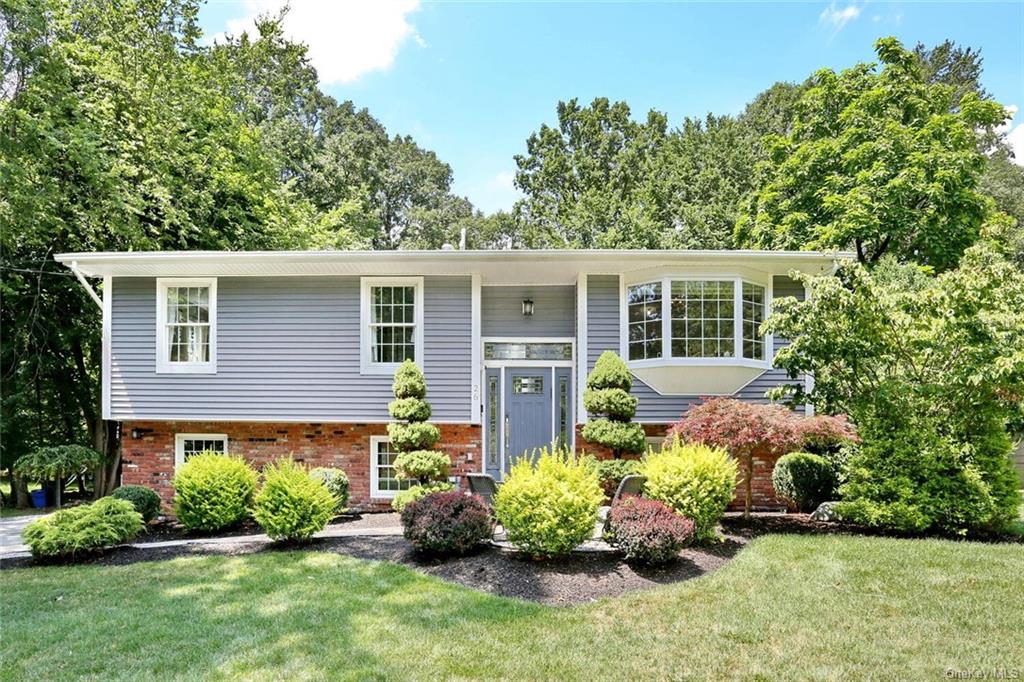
30,489 -> 47,509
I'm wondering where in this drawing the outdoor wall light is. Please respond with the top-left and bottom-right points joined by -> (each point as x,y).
522,299 -> 534,316
130,427 -> 153,440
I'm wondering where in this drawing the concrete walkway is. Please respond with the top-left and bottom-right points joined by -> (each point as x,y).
0,513 -> 47,555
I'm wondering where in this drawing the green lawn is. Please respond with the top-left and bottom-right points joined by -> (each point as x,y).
2,534 -> 1021,681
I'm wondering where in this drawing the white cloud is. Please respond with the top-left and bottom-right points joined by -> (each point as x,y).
997,105 -> 1024,166
219,0 -> 422,85
457,170 -> 521,214
819,2 -> 862,32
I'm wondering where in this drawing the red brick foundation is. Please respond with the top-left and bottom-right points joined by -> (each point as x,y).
121,421 -> 482,512
573,423 -> 785,510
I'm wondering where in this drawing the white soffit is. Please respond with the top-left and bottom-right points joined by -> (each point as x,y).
631,365 -> 767,396
56,249 -> 848,283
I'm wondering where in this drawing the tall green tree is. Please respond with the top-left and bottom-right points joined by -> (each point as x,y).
736,37 -> 1006,271
513,97 -> 670,248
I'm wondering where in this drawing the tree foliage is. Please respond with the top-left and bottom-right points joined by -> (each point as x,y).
764,238 -> 1024,532
737,38 -> 1006,271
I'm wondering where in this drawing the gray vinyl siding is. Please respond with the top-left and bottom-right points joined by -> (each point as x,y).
585,274 -> 805,423
481,285 -> 575,338
109,275 -> 471,422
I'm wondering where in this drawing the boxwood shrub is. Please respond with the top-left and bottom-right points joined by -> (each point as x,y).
111,485 -> 162,523
391,482 -> 454,513
253,459 -> 336,541
494,447 -> 604,557
638,441 -> 737,541
772,452 -> 837,512
310,467 -> 350,514
22,497 -> 143,559
608,495 -> 695,565
401,491 -> 493,555
173,453 -> 257,531
589,457 -> 640,499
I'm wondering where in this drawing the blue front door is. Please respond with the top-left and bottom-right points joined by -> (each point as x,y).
504,368 -> 553,472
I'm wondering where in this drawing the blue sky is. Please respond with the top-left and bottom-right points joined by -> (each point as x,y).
199,1 -> 1024,214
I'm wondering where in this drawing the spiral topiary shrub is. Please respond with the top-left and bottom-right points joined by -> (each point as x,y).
310,467 -> 350,514
22,497 -> 143,559
111,485 -> 162,523
393,450 -> 451,483
772,452 -> 837,512
253,459 -> 336,541
581,351 -> 646,458
401,491 -> 493,556
608,495 -> 695,565
386,360 -> 453,510
173,453 -> 258,531
638,439 -> 737,541
494,447 -> 604,557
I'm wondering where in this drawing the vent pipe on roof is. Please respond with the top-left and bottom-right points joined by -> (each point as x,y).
459,227 -> 467,251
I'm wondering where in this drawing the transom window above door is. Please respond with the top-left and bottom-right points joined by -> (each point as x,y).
624,277 -> 770,367
156,278 -> 217,374
360,277 -> 424,375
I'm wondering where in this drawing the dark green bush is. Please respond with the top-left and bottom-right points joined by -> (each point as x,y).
310,467 -> 349,513
253,459 -> 336,541
22,498 -> 143,559
586,351 -> 632,391
391,482 -> 454,512
401,491 -> 493,556
387,421 -> 441,451
772,452 -> 837,512
582,352 -> 645,458
592,458 -> 640,498
583,388 -> 638,416
111,485 -> 162,523
173,453 -> 258,531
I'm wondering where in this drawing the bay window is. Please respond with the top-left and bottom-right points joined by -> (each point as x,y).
625,277 -> 769,365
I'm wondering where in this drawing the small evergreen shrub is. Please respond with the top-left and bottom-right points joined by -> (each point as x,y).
173,453 -> 258,531
387,422 -> 442,451
608,496 -> 695,565
772,452 -> 837,512
393,450 -> 451,483
111,485 -> 162,523
639,440 -> 738,541
310,467 -> 350,514
591,458 -> 640,499
253,459 -> 336,541
494,447 -> 604,557
581,420 -> 647,455
391,482 -> 454,512
401,491 -> 493,555
22,497 -> 143,559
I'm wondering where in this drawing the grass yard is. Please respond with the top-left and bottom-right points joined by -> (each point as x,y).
2,534 -> 1021,681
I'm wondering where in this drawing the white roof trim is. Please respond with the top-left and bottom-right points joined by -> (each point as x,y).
55,249 -> 851,284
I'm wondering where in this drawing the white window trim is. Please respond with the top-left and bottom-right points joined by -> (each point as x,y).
620,274 -> 771,370
360,276 -> 425,376
174,433 -> 228,469
156,277 -> 217,374
369,435 -> 412,499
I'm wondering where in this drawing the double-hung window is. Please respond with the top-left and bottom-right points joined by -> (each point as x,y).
625,277 -> 769,364
360,277 -> 424,374
370,436 -> 415,498
156,278 -> 216,374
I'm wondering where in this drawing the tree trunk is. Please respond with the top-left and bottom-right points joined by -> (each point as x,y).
92,419 -> 121,498
744,454 -> 753,518
12,472 -> 30,508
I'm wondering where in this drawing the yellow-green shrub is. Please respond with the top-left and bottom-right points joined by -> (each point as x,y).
253,459 -> 336,541
22,497 -> 143,559
639,440 -> 737,541
173,453 -> 257,531
391,482 -> 454,512
494,448 -> 604,557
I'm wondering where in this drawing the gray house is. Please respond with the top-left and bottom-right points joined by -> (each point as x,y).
57,249 -> 839,508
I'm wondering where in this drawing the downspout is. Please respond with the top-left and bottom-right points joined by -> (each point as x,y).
69,261 -> 103,312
